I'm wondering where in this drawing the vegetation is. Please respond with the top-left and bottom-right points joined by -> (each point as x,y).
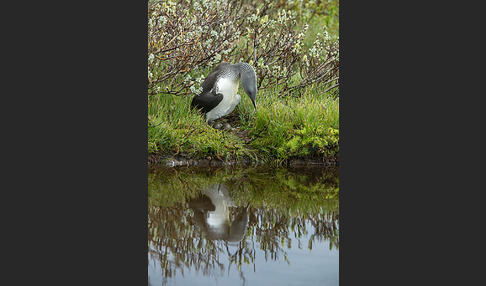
148,0 -> 339,164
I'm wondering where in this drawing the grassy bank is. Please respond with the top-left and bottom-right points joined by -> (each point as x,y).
148,1 -> 339,165
148,84 -> 338,164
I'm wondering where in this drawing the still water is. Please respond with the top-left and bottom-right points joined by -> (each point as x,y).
148,166 -> 339,286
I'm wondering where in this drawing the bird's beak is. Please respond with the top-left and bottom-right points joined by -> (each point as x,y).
250,97 -> 257,110
245,89 -> 257,110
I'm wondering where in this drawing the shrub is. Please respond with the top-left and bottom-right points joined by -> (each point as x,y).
148,0 -> 339,98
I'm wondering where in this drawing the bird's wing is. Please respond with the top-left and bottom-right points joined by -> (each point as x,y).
191,92 -> 224,113
201,62 -> 231,92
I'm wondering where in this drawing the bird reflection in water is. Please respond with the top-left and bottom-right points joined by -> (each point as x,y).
188,183 -> 249,244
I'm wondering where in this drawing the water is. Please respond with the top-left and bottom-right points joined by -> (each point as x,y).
148,166 -> 339,286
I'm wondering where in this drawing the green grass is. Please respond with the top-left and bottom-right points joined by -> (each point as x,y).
148,93 -> 251,161
148,83 -> 339,164
237,84 -> 339,161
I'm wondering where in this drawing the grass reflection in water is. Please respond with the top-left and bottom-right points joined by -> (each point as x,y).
148,166 -> 339,284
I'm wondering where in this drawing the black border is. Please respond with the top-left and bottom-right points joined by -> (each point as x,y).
19,2 -> 150,284
339,1 -> 484,284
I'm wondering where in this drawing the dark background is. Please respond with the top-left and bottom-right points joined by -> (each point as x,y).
3,1 -> 483,285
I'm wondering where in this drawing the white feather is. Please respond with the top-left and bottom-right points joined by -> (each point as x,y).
205,77 -> 240,122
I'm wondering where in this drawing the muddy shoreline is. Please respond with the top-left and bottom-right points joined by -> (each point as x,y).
148,153 -> 339,168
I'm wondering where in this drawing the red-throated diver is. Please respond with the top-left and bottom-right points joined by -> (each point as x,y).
191,62 -> 257,124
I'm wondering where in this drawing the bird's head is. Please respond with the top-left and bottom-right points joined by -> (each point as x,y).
238,63 -> 258,110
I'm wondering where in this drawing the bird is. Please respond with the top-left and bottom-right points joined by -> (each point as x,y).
187,183 -> 249,243
191,62 -> 257,127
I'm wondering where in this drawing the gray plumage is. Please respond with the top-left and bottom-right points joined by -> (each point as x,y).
200,62 -> 232,93
191,62 -> 257,122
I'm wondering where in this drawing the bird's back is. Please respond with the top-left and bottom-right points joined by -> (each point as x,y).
200,62 -> 232,92
191,90 -> 224,114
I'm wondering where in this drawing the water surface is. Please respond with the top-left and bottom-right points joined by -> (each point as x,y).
148,166 -> 339,286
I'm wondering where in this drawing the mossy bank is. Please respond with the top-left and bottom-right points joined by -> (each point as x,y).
148,85 -> 339,167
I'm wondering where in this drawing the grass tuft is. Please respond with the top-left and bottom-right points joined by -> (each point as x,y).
149,83 -> 338,164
